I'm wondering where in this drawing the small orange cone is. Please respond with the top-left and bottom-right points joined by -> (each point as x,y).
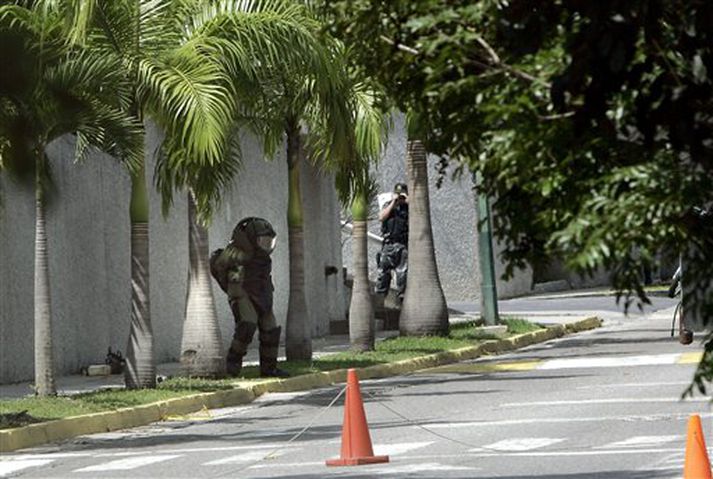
326,369 -> 389,466
684,414 -> 712,479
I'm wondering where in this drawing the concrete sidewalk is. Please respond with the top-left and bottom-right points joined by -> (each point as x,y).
0,312 -> 587,399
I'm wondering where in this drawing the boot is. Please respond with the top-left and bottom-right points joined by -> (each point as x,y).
226,321 -> 257,377
259,326 -> 289,378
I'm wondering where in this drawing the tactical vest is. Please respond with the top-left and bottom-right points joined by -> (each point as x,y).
382,203 -> 408,244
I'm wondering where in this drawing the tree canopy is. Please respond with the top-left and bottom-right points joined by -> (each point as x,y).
324,1 -> 713,389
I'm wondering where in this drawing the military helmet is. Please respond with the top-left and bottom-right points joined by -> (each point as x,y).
393,183 -> 408,195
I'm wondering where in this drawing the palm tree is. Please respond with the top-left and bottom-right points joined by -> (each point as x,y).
282,72 -> 355,360
236,38 -> 355,361
178,191 -> 225,377
61,0 -> 350,385
332,82 -> 389,351
0,3 -> 142,396
153,1 -> 353,375
345,185 -> 375,350
399,115 -> 449,336
61,0 -> 236,388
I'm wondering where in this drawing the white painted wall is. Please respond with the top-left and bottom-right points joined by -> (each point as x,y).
0,127 -> 346,383
341,113 -> 534,303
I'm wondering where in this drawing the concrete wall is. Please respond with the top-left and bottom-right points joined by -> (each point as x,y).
341,114 -> 533,304
0,127 -> 346,384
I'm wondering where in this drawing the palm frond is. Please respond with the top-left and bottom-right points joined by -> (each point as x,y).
138,55 -> 234,167
138,0 -> 190,58
329,79 -> 390,205
154,127 -> 243,223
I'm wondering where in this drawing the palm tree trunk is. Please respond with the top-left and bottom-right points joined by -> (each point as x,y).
285,118 -> 312,360
34,153 -> 56,397
399,138 -> 449,336
349,190 -> 375,351
124,163 -> 155,388
180,191 -> 225,377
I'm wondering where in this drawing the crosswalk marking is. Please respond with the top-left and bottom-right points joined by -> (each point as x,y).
364,462 -> 478,474
0,459 -> 53,477
428,412 -> 713,429
467,447 -> 680,458
476,438 -> 564,452
602,435 -> 683,448
248,461 -> 323,469
373,442 -> 433,456
204,450 -> 283,465
0,436 -> 695,475
74,455 -> 180,472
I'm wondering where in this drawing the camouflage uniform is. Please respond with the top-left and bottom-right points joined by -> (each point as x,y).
375,184 -> 409,300
210,217 -> 287,377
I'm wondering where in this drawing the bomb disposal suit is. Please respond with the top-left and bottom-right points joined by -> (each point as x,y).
210,217 -> 288,377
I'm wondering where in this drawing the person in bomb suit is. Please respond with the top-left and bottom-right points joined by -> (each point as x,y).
210,217 -> 288,378
375,182 -> 409,301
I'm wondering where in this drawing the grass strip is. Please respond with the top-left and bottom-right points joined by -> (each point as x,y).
0,317 -> 541,429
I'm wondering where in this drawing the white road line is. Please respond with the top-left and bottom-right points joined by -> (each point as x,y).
365,463 -> 478,474
250,460 -> 478,472
249,461 -> 323,469
475,438 -> 564,452
539,353 -> 682,370
2,443 -> 302,462
1,453 -> 85,460
467,447 -> 679,458
427,412 -> 713,428
601,435 -> 684,448
502,397 -> 708,408
156,443 -> 301,454
204,450 -> 283,465
74,455 -> 180,472
577,381 -> 692,390
373,442 -> 434,456
0,459 -> 53,477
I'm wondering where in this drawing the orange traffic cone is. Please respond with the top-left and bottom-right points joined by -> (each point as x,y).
684,414 -> 712,479
326,369 -> 390,466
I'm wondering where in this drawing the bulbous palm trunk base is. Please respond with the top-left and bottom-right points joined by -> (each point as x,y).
180,194 -> 225,378
125,222 -> 156,389
399,139 -> 449,336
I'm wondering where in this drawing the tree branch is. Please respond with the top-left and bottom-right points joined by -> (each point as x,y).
379,35 -> 420,56
379,34 -> 550,88
538,111 -> 575,121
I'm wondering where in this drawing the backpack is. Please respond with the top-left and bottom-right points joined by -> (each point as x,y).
209,248 -> 229,292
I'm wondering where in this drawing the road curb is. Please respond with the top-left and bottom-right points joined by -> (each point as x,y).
1,316 -> 601,453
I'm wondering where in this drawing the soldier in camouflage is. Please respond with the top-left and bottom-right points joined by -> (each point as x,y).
210,217 -> 289,378
375,183 -> 409,301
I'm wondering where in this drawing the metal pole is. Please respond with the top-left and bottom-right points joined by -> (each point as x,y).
474,171 -> 500,325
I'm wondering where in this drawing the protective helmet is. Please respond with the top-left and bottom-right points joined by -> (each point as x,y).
393,183 -> 408,195
236,217 -> 277,255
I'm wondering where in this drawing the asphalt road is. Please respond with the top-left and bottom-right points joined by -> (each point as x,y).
3,296 -> 710,479
450,291 -> 677,316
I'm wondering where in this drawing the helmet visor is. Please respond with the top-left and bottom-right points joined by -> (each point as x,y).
256,235 -> 276,254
